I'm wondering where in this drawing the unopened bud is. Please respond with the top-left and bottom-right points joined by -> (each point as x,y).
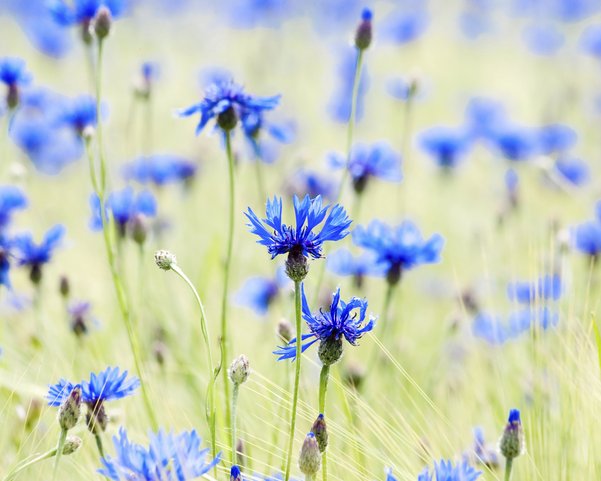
63,435 -> 82,455
299,432 -> 321,476
228,355 -> 250,385
154,250 -> 176,270
82,125 -> 95,141
59,275 -> 70,298
93,6 -> 112,40
86,402 -> 108,434
7,84 -> 18,109
230,465 -> 242,481
499,409 -> 525,460
355,8 -> 373,50
277,318 -> 293,343
58,386 -> 82,431
312,414 -> 328,453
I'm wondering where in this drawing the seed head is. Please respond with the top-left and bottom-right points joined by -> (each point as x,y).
154,250 -> 176,270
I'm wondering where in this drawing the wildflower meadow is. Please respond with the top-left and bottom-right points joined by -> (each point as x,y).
1,1 -> 600,480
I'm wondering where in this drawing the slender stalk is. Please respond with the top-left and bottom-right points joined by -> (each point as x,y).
284,280 -> 304,481
51,429 -> 67,481
3,449 -> 55,481
221,130 -> 236,458
306,476 -> 314,481
90,38 -> 157,430
367,283 -> 395,371
253,158 -> 266,203
168,263 -> 218,466
94,433 -> 105,458
504,457 -> 513,481
318,365 -> 330,481
231,383 -> 240,465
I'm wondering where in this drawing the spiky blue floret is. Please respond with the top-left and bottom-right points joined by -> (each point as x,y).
48,0 -> 126,25
352,220 -> 444,273
82,367 -> 140,403
274,285 -> 374,361
432,459 -> 481,481
418,126 -> 471,168
13,224 -> 65,266
99,427 -> 220,481
123,155 -> 197,186
245,195 -> 351,260
507,274 -> 562,304
90,187 -> 156,231
230,465 -> 242,480
327,248 -> 386,278
56,94 -> 98,133
46,379 -> 80,406
178,79 -> 280,135
508,409 -> 520,424
0,57 -> 32,87
554,157 -> 589,186
573,221 -> 601,256
0,186 -> 27,231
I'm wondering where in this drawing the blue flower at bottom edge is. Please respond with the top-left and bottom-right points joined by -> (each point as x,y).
274,285 -> 375,363
99,427 -> 220,481
417,459 -> 481,481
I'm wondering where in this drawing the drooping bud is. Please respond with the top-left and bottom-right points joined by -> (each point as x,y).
85,401 -> 108,434
355,8 -> 373,50
228,355 -> 250,385
499,409 -> 525,461
230,465 -> 242,481
277,318 -> 293,343
154,249 -> 176,270
285,245 -> 308,282
59,275 -> 70,298
217,106 -> 238,131
318,337 -> 344,366
93,6 -> 112,40
311,414 -> 328,453
63,435 -> 83,455
299,432 -> 321,477
58,386 -> 82,431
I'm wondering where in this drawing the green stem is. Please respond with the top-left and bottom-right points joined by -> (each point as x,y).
51,429 -> 67,481
367,283 -> 395,371
504,457 -> 513,481
94,433 -> 105,459
318,365 -> 330,481
3,449 -> 55,481
221,130 -> 236,460
232,383 -> 240,465
91,38 -> 158,431
253,158 -> 266,204
284,280 -> 304,481
168,263 -> 219,466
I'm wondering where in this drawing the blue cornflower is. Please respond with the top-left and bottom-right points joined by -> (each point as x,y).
234,267 -> 291,316
242,114 -> 295,163
0,235 -> 14,289
0,57 -> 32,109
380,7 -> 429,45
245,195 -> 351,281
90,187 -> 157,237
464,97 -> 507,140
0,186 -> 27,231
330,142 -> 402,193
13,224 -> 65,283
537,123 -> 577,155
418,127 -> 471,169
274,286 -> 375,363
522,24 -> 564,56
386,467 -> 398,481
123,155 -> 198,187
328,46 -> 369,123
491,125 -> 539,161
178,79 -> 280,134
418,459 -> 481,481
472,308 -> 558,344
99,427 -> 220,481
507,274 -> 562,304
580,24 -> 601,60
48,0 -> 126,27
352,220 -> 444,286
327,248 -> 385,288
573,221 -> 601,258
56,94 -> 99,135
82,366 -> 140,403
47,379 -> 80,406
286,169 -> 337,201
230,465 -> 242,481
554,157 -> 589,186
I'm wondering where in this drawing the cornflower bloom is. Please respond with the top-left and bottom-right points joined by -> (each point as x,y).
0,186 -> 27,231
13,224 -> 65,285
0,57 -> 32,109
234,267 -> 291,316
418,126 -> 471,170
417,459 -> 481,481
573,220 -> 601,260
123,155 -> 197,187
327,248 -> 385,289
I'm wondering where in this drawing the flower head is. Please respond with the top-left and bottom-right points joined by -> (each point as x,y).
57,94 -> 99,135
499,409 -> 525,460
573,221 -> 601,257
0,186 -> 27,231
13,224 -> 65,283
81,366 -> 140,403
418,126 -> 471,169
123,155 -> 197,187
48,0 -> 126,27
352,220 -> 444,285
179,79 -> 280,134
274,285 -> 374,362
99,427 -> 220,481
47,379 -> 80,407
0,57 -> 32,88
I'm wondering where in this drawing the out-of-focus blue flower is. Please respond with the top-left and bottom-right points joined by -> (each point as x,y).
386,77 -> 419,102
380,7 -> 429,44
13,224 -> 65,269
490,125 -> 539,161
46,379 -> 79,406
580,24 -> 601,59
178,79 -> 280,135
286,169 -> 337,201
418,459 -> 481,481
99,427 -> 220,480
215,0 -> 296,29
230,465 -> 242,481
507,274 -> 562,304
48,0 -> 126,26
537,124 -> 577,155
353,220 -> 444,284
522,24 -> 564,56
123,155 -> 198,187
199,67 -> 234,89
242,114 -> 295,163
464,97 -> 507,140
466,427 -> 499,467
418,127 -> 471,169
56,94 -> 99,135
234,267 -> 291,316
274,285 -> 374,361
573,221 -> 601,257
330,142 -> 402,192
327,248 -> 386,280
554,157 -> 589,186
549,0 -> 601,22
245,195 -> 351,260
68,300 -> 96,336
0,186 -> 27,231
473,307 -> 559,344
386,467 -> 397,481
0,236 -> 14,288
459,2 -> 495,39
328,47 -> 369,123
90,187 -> 157,233
0,57 -> 32,88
